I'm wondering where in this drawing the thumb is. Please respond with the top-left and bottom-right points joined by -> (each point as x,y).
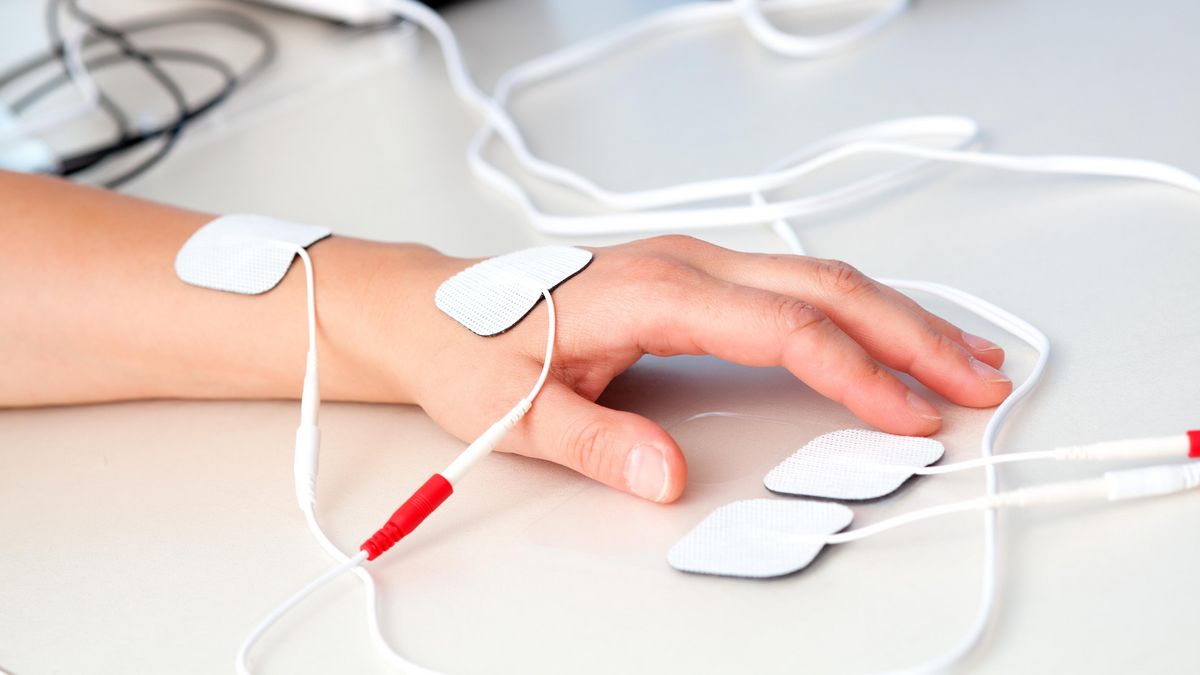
509,381 -> 688,503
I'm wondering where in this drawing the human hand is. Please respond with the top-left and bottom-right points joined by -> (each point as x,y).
390,235 -> 1012,503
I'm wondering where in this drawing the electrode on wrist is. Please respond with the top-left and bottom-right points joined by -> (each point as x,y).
174,214 -> 331,294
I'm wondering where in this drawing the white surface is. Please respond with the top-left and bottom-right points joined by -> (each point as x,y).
3,1 -> 1200,674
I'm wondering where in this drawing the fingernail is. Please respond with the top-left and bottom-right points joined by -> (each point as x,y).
625,444 -> 669,502
961,331 -> 1002,353
906,390 -> 942,422
969,356 -> 1011,384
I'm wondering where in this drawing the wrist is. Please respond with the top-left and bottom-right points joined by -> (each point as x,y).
320,237 -> 467,405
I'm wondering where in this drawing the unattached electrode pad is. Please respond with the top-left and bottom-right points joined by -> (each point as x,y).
435,246 -> 592,336
175,214 -> 331,294
764,429 -> 945,500
668,499 -> 853,578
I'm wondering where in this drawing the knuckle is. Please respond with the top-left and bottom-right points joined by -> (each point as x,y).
561,415 -> 618,481
641,234 -> 706,252
905,327 -> 963,373
926,329 -> 965,361
814,259 -> 873,298
770,296 -> 827,339
626,253 -> 697,287
862,356 -> 888,382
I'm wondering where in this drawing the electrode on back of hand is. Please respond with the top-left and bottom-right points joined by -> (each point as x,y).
359,246 -> 591,561
435,245 -> 592,335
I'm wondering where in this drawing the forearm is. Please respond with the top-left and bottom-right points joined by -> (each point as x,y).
0,171 -> 449,407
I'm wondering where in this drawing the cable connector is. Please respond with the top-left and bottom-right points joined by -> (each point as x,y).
1054,431 -> 1199,461
1105,462 -> 1200,501
359,474 -> 454,560
987,478 -> 1109,509
441,400 -> 533,484
292,348 -> 321,508
983,462 -> 1200,509
293,424 -> 320,508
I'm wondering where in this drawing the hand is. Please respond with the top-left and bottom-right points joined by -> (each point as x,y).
395,235 -> 1012,503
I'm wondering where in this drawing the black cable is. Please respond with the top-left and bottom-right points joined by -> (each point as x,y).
41,0 -> 131,148
11,48 -> 235,116
1,3 -> 276,188
60,0 -> 196,188
27,48 -> 238,179
0,9 -> 276,89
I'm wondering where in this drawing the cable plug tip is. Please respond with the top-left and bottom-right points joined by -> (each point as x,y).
360,474 -> 454,560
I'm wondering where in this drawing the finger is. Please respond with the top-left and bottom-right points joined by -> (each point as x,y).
669,243 -> 1011,408
637,279 -> 945,436
504,379 -> 688,503
874,283 -> 1006,370
791,259 -> 1012,408
641,236 -> 1004,367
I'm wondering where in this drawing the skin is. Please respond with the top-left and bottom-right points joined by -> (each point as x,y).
0,171 -> 1012,502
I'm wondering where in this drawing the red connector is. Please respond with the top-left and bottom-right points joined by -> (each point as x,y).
1188,430 -> 1200,458
360,474 -> 454,561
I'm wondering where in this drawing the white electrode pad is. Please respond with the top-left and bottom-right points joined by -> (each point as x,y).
174,214 -> 331,294
435,246 -> 593,336
668,499 -> 853,578
764,429 -> 945,500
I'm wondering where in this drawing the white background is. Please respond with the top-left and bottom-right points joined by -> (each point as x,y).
2,1 -> 1199,673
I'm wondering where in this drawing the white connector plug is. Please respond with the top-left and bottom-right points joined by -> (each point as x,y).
0,103 -> 58,173
293,348 -> 321,508
1105,462 -> 1200,501
987,462 -> 1200,509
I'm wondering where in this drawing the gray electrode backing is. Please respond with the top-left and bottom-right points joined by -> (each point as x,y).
435,246 -> 593,336
175,214 -> 331,294
668,499 -> 853,578
764,429 -> 945,500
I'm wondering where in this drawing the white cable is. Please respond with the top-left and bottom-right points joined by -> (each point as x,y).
300,506 -> 444,675
294,247 -> 316,361
236,550 -> 369,675
738,0 -> 911,58
237,239 -> 449,675
815,462 -> 1200,545
906,451 -> 1058,475
868,276 -> 1049,675
380,0 -> 1200,239
240,275 -> 557,673
234,2 -> 1200,673
528,288 -> 556,402
368,2 -> 1200,673
0,2 -> 101,148
766,192 -> 1053,674
442,287 -> 555,485
876,431 -> 1196,475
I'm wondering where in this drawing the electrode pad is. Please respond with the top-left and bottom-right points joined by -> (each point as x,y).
668,499 -> 853,578
764,429 -> 944,500
174,214 -> 331,294
435,246 -> 592,336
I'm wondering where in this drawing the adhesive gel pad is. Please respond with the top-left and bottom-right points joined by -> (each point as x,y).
435,246 -> 593,336
668,499 -> 853,578
175,214 -> 331,294
764,429 -> 945,500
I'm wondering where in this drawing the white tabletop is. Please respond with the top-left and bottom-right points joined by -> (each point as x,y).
3,1 -> 1200,674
